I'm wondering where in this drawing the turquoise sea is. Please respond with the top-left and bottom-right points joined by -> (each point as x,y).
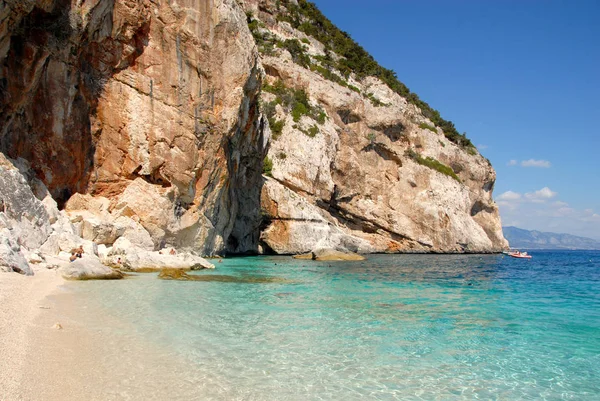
65,251 -> 600,400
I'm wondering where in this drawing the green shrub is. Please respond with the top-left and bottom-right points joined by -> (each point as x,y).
310,64 -> 350,88
307,125 -> 319,137
262,100 -> 284,140
366,93 -> 387,107
292,102 -> 309,122
419,122 -> 437,133
405,150 -> 460,182
264,80 -> 326,126
270,118 -> 285,139
263,156 -> 273,177
315,110 -> 327,124
278,152 -> 287,159
367,132 -> 376,144
301,38 -> 310,44
282,39 -> 311,67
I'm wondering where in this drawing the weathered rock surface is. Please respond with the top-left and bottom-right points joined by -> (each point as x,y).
65,193 -> 155,250
0,154 -> 52,250
0,229 -> 33,275
59,256 -> 123,280
39,232 -> 98,258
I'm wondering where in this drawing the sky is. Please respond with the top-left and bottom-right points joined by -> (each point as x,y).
312,0 -> 600,240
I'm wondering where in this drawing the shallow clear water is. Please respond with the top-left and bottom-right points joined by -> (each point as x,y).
67,251 -> 600,400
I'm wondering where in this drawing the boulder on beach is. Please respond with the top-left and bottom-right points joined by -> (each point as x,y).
107,237 -> 215,271
39,232 -> 98,257
59,256 -> 123,280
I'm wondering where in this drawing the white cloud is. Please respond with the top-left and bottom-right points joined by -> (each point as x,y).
477,144 -> 488,150
507,160 -> 518,166
497,191 -> 600,240
525,187 -> 557,201
496,191 -> 522,201
521,159 -> 551,168
552,207 -> 575,217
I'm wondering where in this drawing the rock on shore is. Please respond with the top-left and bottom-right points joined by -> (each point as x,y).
59,257 -> 124,280
1,153 -> 213,277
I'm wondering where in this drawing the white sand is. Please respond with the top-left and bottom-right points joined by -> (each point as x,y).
1,270 -> 209,401
0,268 -> 64,400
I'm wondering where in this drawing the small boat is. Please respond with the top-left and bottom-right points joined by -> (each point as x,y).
508,250 -> 532,259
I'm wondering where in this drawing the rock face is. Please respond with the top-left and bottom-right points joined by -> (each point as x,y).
244,0 -> 507,254
1,0 -> 268,255
1,0 -> 507,257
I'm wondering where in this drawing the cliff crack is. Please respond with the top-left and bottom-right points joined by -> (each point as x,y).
111,76 -> 198,120
317,200 -> 433,249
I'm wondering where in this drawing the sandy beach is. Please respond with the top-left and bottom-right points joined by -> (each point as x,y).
1,270 -> 207,401
0,268 -> 64,400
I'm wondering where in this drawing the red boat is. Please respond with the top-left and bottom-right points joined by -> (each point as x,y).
508,250 -> 532,259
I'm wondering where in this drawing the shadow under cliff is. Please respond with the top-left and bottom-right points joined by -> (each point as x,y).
222,63 -> 270,255
0,0 -> 149,208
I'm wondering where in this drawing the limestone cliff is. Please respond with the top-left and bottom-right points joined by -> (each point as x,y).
243,0 -> 507,253
1,0 -> 507,258
1,0 -> 267,255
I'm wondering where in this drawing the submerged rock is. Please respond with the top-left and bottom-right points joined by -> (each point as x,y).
313,248 -> 365,261
158,268 -> 293,283
293,252 -> 314,260
157,268 -> 194,280
293,248 -> 365,261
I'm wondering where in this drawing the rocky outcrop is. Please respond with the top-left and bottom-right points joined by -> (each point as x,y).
2,0 -> 507,258
59,256 -> 123,280
106,237 -> 215,271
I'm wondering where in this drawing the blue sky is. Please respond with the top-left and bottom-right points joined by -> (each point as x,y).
312,0 -> 600,240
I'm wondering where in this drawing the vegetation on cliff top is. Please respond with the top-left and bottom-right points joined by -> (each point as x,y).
252,0 -> 475,150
